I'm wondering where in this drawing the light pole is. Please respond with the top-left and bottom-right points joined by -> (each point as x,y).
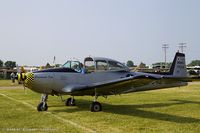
178,43 -> 186,53
162,44 -> 169,69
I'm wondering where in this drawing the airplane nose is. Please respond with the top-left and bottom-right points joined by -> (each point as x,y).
24,72 -> 34,88
16,72 -> 34,88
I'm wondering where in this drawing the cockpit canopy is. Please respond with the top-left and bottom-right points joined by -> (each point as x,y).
84,57 -> 130,72
63,57 -> 130,73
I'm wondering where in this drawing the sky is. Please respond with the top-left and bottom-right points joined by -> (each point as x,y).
0,0 -> 199,66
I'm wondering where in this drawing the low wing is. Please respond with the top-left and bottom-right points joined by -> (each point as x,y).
62,75 -> 160,96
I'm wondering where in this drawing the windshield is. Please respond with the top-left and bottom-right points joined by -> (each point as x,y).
63,61 -> 82,72
62,61 -> 71,68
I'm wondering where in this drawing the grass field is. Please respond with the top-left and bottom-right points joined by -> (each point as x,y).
0,80 -> 200,133
0,80 -> 20,87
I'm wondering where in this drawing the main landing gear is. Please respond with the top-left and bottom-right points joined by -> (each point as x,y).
65,97 -> 76,106
90,101 -> 102,112
90,92 -> 102,112
36,93 -> 102,112
65,96 -> 102,112
37,94 -> 48,111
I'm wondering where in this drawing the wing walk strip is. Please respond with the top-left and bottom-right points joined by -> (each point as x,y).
0,93 -> 95,133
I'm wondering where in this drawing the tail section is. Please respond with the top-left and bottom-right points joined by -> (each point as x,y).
169,52 -> 187,77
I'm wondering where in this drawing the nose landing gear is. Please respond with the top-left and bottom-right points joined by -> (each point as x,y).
37,94 -> 48,111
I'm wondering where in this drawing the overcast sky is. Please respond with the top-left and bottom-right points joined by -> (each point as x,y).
0,0 -> 199,66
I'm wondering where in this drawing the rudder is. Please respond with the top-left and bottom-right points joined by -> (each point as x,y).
169,52 -> 187,77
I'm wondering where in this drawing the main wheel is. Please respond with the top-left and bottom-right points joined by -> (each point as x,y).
65,98 -> 76,106
90,102 -> 102,112
37,102 -> 48,111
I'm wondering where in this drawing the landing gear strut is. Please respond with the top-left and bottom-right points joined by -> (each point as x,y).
37,94 -> 48,111
90,90 -> 102,112
65,97 -> 76,106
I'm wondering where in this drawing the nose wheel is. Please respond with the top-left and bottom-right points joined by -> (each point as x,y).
37,94 -> 48,111
37,102 -> 48,111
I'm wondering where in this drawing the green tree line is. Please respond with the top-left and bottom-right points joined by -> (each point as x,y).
126,60 -> 200,67
187,60 -> 200,66
0,59 -> 16,69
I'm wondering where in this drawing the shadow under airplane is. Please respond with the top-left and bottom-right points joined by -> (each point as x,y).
51,99 -> 200,124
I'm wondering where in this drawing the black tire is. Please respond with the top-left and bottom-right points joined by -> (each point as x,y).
90,102 -> 102,112
65,98 -> 76,106
37,102 -> 48,111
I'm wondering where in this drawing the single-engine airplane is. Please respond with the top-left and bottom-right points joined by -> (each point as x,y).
15,52 -> 188,112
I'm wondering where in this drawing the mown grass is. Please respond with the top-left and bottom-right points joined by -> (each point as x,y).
0,80 -> 20,87
0,82 -> 200,133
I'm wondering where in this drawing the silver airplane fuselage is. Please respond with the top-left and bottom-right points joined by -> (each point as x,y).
19,52 -> 188,112
26,70 -> 187,96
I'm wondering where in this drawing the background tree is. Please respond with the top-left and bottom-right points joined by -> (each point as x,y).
138,62 -> 147,68
55,64 -> 61,67
188,60 -> 200,66
152,62 -> 172,69
45,63 -> 51,68
126,60 -> 134,67
4,61 -> 16,69
0,60 -> 3,68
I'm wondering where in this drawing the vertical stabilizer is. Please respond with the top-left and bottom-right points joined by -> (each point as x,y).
169,52 -> 187,77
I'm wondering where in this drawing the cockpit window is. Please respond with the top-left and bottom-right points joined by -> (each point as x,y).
96,60 -> 108,71
84,57 -> 129,72
71,61 -> 81,72
85,60 -> 95,72
63,61 -> 71,68
108,61 -> 125,71
63,61 -> 81,72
